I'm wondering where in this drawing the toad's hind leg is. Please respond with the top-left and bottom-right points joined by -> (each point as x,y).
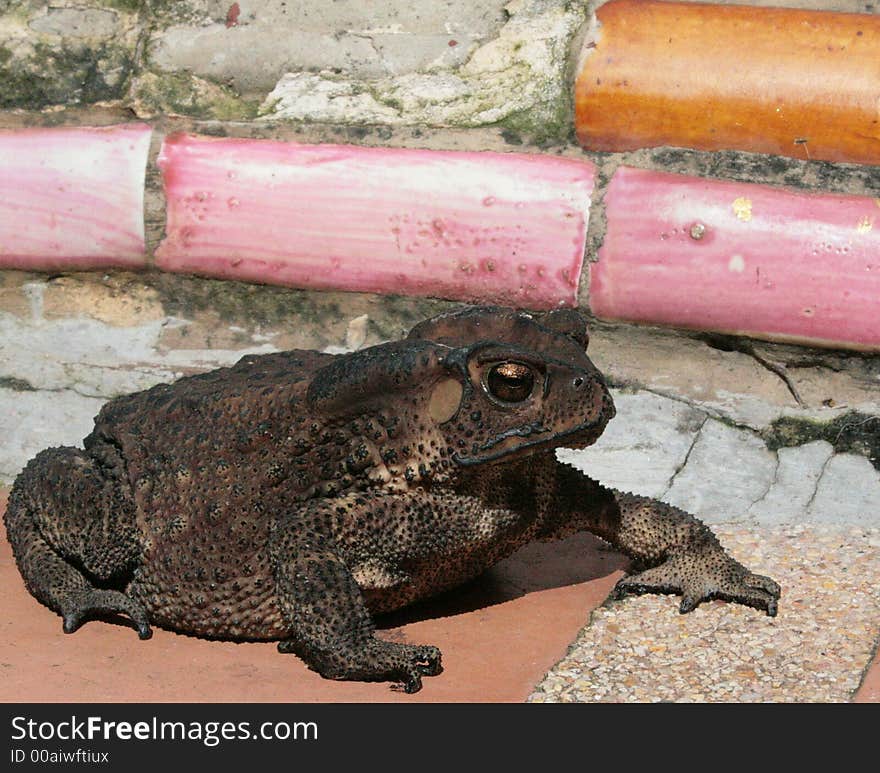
4,447 -> 151,639
270,518 -> 441,693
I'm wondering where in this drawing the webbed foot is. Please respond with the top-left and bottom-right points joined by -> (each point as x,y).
611,550 -> 781,617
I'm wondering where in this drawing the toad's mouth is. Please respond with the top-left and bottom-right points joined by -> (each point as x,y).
451,409 -> 612,467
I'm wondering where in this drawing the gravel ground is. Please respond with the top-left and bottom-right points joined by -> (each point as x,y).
529,524 -> 880,703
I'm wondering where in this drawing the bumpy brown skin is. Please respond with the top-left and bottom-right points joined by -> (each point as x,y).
4,306 -> 780,693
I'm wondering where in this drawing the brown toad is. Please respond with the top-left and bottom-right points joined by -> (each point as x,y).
4,306 -> 780,692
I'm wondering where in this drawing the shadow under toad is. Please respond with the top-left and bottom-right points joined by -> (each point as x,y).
376,532 -> 630,629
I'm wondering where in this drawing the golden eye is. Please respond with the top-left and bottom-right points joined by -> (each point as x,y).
486,362 -> 535,403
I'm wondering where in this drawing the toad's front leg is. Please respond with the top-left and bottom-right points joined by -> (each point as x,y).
550,462 -> 781,616
269,519 -> 441,693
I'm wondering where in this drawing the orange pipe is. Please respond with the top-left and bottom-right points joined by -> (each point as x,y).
575,0 -> 880,165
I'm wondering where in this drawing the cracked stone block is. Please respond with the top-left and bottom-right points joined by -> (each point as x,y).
587,324 -> 880,435
0,1 -> 141,109
146,1 -> 504,93
0,313 -> 281,482
0,388 -> 105,482
38,276 -> 166,327
28,7 -> 120,38
0,280 -> 278,400
370,33 -> 480,76
0,311 -> 174,395
663,418 -> 777,522
151,28 -> 381,87
806,453 -> 880,526
557,390 -> 705,499
747,440 -> 834,525
258,0 -> 586,139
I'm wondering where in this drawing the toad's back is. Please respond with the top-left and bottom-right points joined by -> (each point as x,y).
85,349 -> 335,638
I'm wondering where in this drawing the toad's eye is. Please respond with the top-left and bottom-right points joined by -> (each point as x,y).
486,362 -> 535,403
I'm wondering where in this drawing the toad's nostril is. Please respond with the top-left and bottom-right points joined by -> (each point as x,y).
573,377 -> 584,388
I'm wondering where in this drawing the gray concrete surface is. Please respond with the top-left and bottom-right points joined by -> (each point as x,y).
562,394 -> 880,529
3,277 -> 877,533
148,1 -> 507,91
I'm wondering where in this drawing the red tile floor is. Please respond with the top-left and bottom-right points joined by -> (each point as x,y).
2,490 -> 876,702
0,490 -> 628,702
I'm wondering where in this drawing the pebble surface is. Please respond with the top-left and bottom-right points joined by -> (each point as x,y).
528,524 -> 880,703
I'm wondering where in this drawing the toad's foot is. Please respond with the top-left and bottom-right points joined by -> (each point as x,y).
280,638 -> 442,694
611,550 -> 780,617
62,589 -> 152,640
385,643 -> 443,694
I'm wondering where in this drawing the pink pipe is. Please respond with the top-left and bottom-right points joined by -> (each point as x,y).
0,124 -> 151,270
155,134 -> 595,309
591,166 -> 880,351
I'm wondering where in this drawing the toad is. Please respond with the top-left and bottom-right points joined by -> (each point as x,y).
4,306 -> 780,692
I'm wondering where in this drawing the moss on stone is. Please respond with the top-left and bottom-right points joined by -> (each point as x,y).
129,70 -> 260,120
144,0 -> 206,24
0,41 -> 132,109
0,376 -> 36,392
379,96 -> 404,112
153,274 -> 336,327
643,147 -> 880,200
764,412 -> 880,471
500,128 -> 523,145
0,1 -> 36,24
98,0 -> 143,11
150,273 -> 455,334
497,94 -> 575,147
